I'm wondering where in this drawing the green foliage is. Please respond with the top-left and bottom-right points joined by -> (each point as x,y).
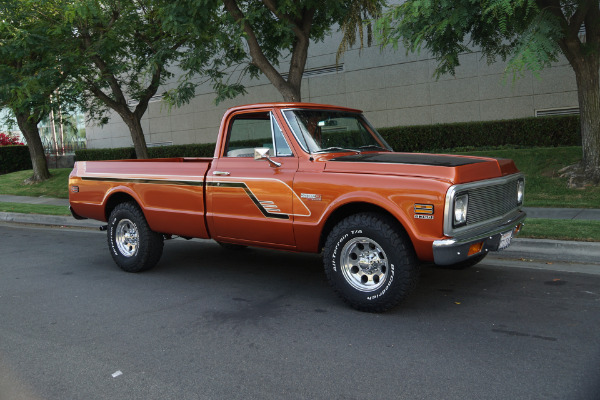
60,0 -> 232,115
379,115 -> 580,153
0,146 -> 32,174
376,0 -> 582,79
76,115 -> 579,161
75,143 -> 215,161
147,144 -> 215,158
75,147 -> 136,161
218,0 -> 384,101
0,0 -> 78,115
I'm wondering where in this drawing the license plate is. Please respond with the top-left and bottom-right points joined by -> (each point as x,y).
498,230 -> 513,251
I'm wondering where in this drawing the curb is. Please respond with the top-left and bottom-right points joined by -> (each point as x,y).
2,212 -> 600,266
0,212 -> 101,229
490,238 -> 600,264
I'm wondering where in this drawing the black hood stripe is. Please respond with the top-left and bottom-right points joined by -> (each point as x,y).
329,153 -> 489,167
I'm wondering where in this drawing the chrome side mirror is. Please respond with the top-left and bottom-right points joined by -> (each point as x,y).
254,148 -> 281,167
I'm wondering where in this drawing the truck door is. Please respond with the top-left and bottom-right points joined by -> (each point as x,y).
207,110 -> 299,247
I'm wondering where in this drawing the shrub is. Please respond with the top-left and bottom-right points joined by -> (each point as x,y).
74,115 -> 580,161
378,115 -> 580,152
148,143 -> 215,158
75,143 -> 216,161
0,132 -> 24,146
75,147 -> 136,161
0,145 -> 32,174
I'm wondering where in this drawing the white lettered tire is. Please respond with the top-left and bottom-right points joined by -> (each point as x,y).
107,202 -> 164,273
323,213 -> 419,312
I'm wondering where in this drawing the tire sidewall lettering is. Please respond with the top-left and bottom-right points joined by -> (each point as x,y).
330,227 -> 395,301
367,264 -> 394,301
109,218 -> 120,257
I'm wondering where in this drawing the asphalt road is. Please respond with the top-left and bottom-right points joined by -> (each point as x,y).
1,224 -> 599,400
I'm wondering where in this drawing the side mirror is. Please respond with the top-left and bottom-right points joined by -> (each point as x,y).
254,148 -> 281,167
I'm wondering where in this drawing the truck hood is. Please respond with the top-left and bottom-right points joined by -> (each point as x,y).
324,152 -> 519,184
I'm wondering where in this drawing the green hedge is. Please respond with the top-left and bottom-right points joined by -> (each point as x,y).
76,143 -> 215,161
0,145 -> 32,174
379,115 -> 580,152
75,115 -> 580,161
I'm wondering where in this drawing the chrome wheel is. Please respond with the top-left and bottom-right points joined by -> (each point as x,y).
340,237 -> 388,292
115,219 -> 139,257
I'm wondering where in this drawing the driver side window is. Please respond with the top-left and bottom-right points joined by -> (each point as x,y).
225,112 -> 292,157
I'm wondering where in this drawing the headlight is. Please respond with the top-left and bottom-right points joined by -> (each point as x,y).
453,194 -> 468,228
517,179 -> 525,206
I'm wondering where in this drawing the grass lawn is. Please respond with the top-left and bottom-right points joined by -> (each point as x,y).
520,219 -> 600,242
0,147 -> 598,241
0,168 -> 71,199
0,202 -> 70,216
452,146 -> 600,208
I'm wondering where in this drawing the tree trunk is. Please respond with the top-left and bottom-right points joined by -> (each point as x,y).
222,0 -> 309,102
573,57 -> 600,181
14,109 -> 51,183
122,114 -> 149,159
279,82 -> 302,102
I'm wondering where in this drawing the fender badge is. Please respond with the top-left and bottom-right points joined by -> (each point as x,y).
301,193 -> 322,201
414,214 -> 434,220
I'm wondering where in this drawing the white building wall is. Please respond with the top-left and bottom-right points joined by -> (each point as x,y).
85,31 -> 579,149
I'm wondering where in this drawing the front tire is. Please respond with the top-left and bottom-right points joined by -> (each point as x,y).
323,213 -> 419,312
107,202 -> 164,272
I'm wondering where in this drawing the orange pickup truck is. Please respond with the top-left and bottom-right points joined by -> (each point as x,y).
69,102 -> 526,312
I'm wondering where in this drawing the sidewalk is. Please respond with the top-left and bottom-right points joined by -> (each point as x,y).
1,195 -> 599,265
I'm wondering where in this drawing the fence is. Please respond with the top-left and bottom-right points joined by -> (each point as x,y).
42,137 -> 86,155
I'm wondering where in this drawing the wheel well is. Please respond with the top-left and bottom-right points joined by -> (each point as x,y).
319,202 -> 408,251
104,192 -> 138,220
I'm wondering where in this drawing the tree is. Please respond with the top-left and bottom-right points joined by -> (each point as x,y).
0,0 -> 73,182
220,0 -> 384,102
60,0 -> 232,159
377,0 -> 600,184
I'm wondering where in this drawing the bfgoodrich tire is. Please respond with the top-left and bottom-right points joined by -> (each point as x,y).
107,202 -> 164,273
323,213 -> 419,312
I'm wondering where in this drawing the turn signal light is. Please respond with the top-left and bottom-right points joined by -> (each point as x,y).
468,241 -> 484,256
514,223 -> 523,234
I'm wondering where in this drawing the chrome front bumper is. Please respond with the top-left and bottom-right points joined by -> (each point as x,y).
432,211 -> 526,265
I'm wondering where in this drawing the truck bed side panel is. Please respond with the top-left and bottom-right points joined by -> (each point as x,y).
69,158 -> 212,238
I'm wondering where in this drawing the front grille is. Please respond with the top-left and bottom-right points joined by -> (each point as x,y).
444,173 -> 524,237
466,179 -> 520,225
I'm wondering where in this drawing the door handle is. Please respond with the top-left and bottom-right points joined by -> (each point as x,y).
213,171 -> 230,176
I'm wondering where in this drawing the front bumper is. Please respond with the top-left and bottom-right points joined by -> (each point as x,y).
432,210 -> 526,265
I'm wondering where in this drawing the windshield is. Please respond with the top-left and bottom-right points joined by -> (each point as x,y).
282,109 -> 392,154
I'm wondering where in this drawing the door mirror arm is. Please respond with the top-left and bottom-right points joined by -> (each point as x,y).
254,148 -> 281,168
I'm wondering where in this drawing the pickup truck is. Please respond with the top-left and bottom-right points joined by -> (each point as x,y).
69,102 -> 526,312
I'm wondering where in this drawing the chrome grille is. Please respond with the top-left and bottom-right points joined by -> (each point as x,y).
465,178 -> 520,225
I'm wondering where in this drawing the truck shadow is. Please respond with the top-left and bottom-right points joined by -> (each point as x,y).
140,238 -> 520,315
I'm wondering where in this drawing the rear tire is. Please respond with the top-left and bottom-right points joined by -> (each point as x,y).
323,213 -> 419,312
107,202 -> 163,272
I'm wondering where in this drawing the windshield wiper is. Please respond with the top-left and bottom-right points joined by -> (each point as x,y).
357,145 -> 391,152
313,147 -> 361,154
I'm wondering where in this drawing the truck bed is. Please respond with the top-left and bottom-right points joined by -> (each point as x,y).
69,158 -> 213,238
